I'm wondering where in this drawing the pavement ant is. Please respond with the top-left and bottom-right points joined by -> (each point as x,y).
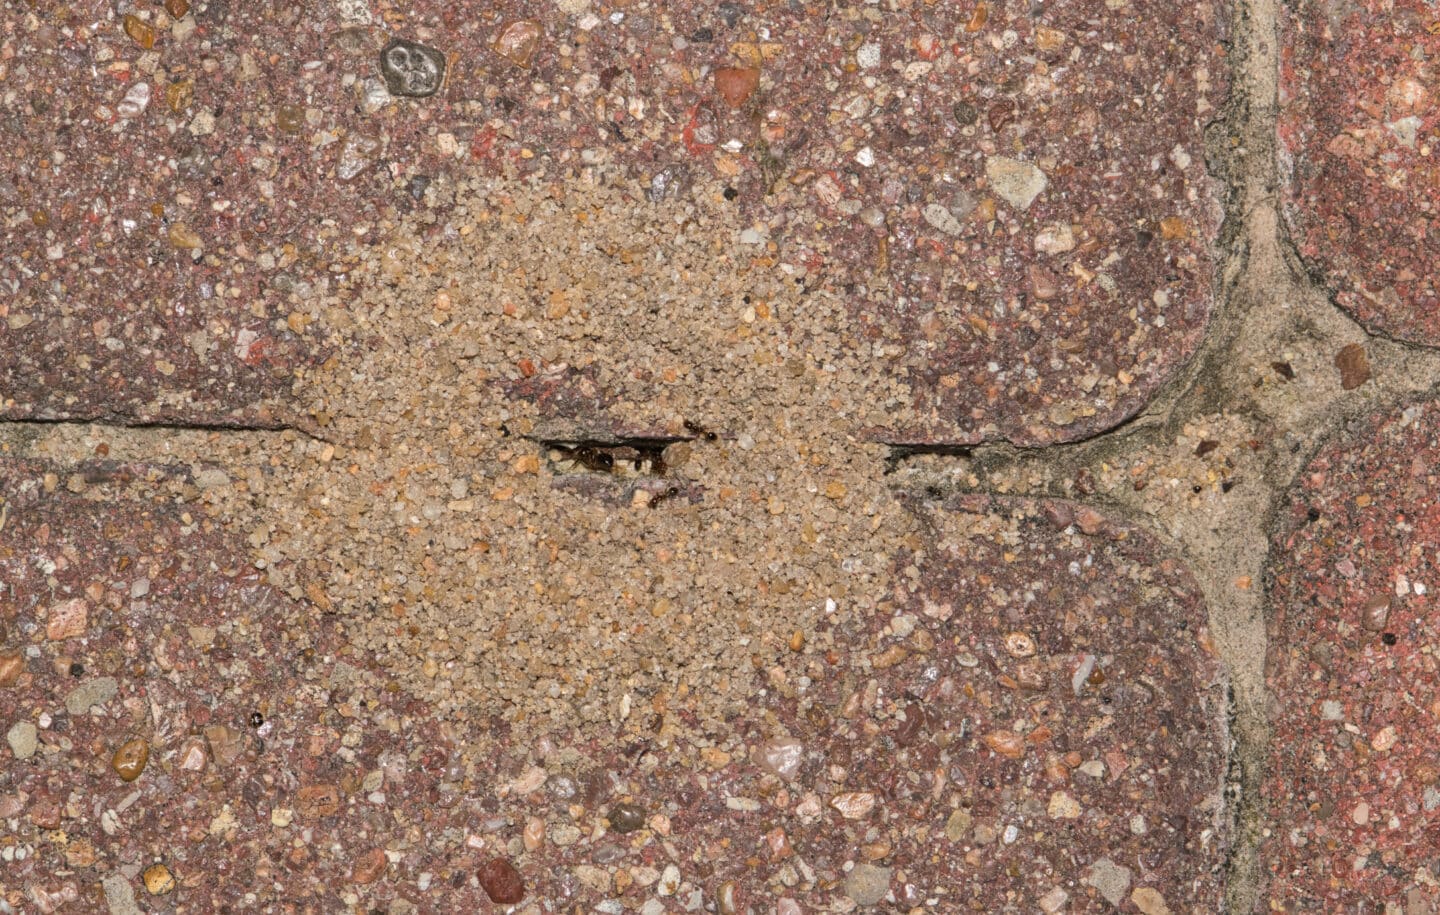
649,485 -> 681,509
554,444 -> 615,473
683,420 -> 719,442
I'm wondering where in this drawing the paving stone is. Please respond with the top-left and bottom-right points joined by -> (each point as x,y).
1264,398 -> 1440,909
854,493 -> 1228,910
0,458 -> 492,911
0,0 -> 1225,446
1279,0 -> 1440,344
1,0 -> 1239,908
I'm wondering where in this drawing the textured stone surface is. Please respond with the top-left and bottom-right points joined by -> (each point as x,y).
1279,0 -> 1440,344
869,493 -> 1230,910
1264,398 -> 1440,909
0,458 -> 1228,910
0,0 -> 1225,446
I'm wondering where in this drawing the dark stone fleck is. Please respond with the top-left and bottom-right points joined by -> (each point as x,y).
718,2 -> 744,27
379,39 -> 446,98
952,101 -> 978,126
607,801 -> 646,833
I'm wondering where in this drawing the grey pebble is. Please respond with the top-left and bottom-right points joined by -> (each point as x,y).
845,863 -> 892,907
65,676 -> 119,715
6,720 -> 38,760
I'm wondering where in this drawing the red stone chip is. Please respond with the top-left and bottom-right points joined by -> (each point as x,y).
478,857 -> 526,904
1265,398 -> 1440,909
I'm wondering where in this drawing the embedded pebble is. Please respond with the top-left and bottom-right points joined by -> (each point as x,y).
607,801 -> 647,833
7,721 -> 38,760
844,864 -> 891,907
984,157 -> 1047,211
142,864 -> 176,896
478,857 -> 525,904
714,68 -> 760,108
46,598 -> 88,641
757,738 -> 804,779
111,738 -> 150,782
65,677 -> 118,714
493,21 -> 542,69
379,39 -> 446,97
1084,858 -> 1133,906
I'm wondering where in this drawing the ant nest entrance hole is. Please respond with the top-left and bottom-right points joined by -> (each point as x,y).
540,437 -> 685,479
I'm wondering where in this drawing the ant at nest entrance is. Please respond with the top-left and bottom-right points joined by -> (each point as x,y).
539,420 -> 722,509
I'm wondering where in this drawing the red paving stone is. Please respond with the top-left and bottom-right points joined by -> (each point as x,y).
1264,399 -> 1440,910
1,460 -> 1228,911
0,0 -> 1256,910
1279,0 -> 1440,344
876,494 -> 1230,911
1,0 -> 1225,444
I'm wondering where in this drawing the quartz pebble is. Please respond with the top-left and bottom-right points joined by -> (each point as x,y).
757,738 -> 803,779
493,21 -> 542,68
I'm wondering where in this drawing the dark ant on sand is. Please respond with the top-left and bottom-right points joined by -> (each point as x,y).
554,444 -> 615,473
683,420 -> 719,442
649,485 -> 681,509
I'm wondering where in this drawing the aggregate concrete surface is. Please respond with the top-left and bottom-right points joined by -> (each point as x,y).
2,0 -> 1439,912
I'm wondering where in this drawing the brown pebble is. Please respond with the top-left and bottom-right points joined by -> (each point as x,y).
1360,594 -> 1391,632
168,223 -> 203,250
276,104 -> 305,134
1042,502 -> 1074,530
1028,265 -> 1060,299
204,723 -> 244,767
1160,215 -> 1192,239
0,650 -> 23,687
987,99 -> 1016,132
164,0 -> 189,18
296,783 -> 342,818
1335,343 -> 1370,390
983,730 -> 1026,759
478,857 -> 526,904
143,863 -> 176,896
714,67 -> 760,107
123,14 -> 156,49
351,847 -> 387,885
112,738 -> 150,782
